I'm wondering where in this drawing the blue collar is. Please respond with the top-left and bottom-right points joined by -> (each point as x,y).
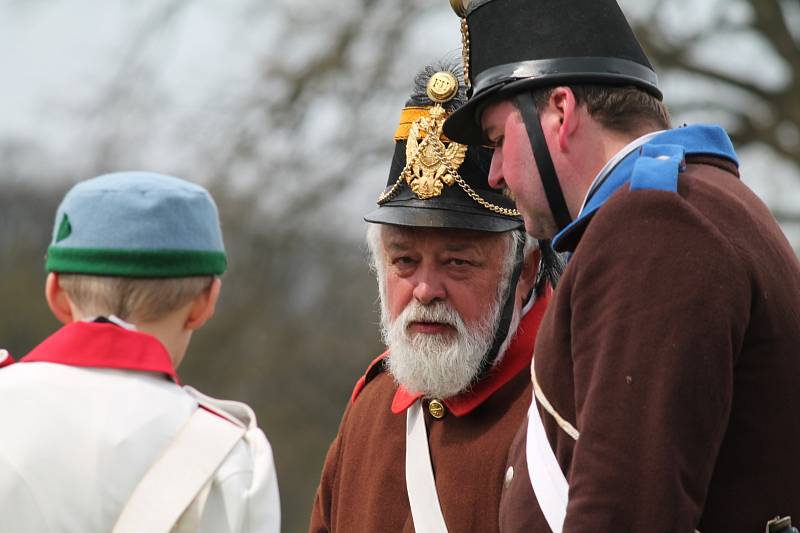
552,124 -> 738,252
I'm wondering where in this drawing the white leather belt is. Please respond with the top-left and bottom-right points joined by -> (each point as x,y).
406,400 -> 449,533
526,364 -> 570,533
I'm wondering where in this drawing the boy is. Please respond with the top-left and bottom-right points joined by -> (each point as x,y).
0,171 -> 280,532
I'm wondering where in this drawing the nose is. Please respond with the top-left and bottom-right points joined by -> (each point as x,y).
411,266 -> 446,305
488,149 -> 505,190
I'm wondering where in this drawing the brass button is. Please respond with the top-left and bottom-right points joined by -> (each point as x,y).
428,399 -> 446,419
504,466 -> 514,489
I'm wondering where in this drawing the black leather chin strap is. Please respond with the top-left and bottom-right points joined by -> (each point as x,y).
478,231 -> 526,378
514,92 -> 573,231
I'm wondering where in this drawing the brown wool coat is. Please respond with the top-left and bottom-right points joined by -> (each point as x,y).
500,155 -> 800,532
309,298 -> 549,533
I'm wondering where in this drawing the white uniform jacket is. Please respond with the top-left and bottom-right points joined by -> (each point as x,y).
0,320 -> 280,533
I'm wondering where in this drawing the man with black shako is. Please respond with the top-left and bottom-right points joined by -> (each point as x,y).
442,1 -> 800,532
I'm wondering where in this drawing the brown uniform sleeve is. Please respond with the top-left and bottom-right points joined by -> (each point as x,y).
562,190 -> 751,531
309,405 -> 351,533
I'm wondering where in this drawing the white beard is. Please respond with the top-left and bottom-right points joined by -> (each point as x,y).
368,223 -> 534,399
380,291 -> 505,399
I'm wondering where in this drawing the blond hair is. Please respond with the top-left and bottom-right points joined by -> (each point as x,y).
58,274 -> 214,323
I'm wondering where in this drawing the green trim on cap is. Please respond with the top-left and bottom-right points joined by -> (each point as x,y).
46,247 -> 227,277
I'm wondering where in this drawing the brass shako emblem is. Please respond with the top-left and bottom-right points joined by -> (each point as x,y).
376,67 -> 519,217
404,107 -> 467,199
400,70 -> 467,200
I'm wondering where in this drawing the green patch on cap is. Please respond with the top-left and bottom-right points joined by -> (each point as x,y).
55,214 -> 72,242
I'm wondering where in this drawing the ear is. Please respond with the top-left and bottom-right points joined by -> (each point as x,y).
548,87 -> 579,152
184,278 -> 222,331
45,273 -> 75,325
515,247 -> 542,306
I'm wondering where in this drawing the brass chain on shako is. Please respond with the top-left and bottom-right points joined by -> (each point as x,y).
460,18 -> 470,89
376,132 -> 434,205
377,114 -> 520,217
430,133 -> 520,217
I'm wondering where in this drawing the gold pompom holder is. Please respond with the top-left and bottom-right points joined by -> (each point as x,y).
426,71 -> 458,103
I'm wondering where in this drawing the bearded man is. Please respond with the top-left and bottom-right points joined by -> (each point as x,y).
308,62 -> 559,533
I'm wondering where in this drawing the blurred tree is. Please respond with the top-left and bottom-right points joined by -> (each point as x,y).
0,182 -> 63,351
627,0 -> 800,222
81,0 -> 439,236
77,0 -> 800,229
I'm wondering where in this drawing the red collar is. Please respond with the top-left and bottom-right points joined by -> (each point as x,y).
21,321 -> 179,383
0,349 -> 14,368
390,288 -> 550,416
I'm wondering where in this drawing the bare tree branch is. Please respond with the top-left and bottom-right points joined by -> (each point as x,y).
633,0 -> 800,176
637,25 -> 776,102
750,0 -> 800,74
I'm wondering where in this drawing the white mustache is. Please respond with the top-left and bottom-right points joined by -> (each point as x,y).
400,301 -> 459,331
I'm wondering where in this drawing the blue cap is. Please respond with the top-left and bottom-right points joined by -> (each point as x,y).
46,171 -> 227,277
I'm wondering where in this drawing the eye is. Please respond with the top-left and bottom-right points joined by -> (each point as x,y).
390,256 -> 418,274
490,135 -> 504,149
388,256 -> 416,277
446,257 -> 472,267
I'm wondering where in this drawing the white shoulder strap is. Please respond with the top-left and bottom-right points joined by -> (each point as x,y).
526,364 -> 571,533
527,365 -> 703,533
112,400 -> 246,533
406,400 -> 449,533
